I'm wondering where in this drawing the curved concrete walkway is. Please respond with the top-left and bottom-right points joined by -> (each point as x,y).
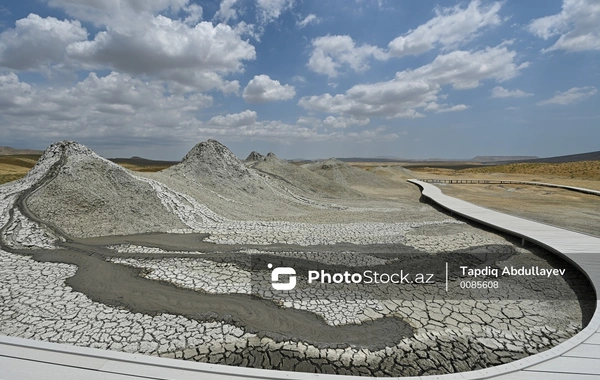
2,179 -> 600,379
408,179 -> 600,379
417,178 -> 600,197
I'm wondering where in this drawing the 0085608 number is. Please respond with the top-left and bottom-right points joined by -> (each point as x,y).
459,281 -> 499,289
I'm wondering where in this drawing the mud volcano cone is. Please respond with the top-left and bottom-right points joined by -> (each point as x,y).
25,140 -> 185,237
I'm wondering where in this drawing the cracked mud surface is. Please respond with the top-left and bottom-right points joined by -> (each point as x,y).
0,141 -> 595,377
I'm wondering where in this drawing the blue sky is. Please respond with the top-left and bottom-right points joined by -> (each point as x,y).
0,0 -> 598,160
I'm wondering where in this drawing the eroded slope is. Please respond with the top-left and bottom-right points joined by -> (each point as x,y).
26,141 -> 185,237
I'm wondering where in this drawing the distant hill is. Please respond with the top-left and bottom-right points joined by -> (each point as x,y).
499,151 -> 600,164
304,158 -> 414,191
0,146 -> 43,155
336,157 -> 404,163
251,153 -> 363,198
338,157 -> 475,163
471,156 -> 538,163
109,156 -> 179,166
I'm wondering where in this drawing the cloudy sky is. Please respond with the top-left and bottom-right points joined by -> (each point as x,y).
0,0 -> 598,160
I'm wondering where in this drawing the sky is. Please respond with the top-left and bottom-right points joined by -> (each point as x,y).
0,0 -> 598,160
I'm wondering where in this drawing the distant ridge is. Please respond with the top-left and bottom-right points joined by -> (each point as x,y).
109,157 -> 179,166
0,146 -> 43,156
498,151 -> 600,164
336,157 -> 405,163
471,156 -> 538,163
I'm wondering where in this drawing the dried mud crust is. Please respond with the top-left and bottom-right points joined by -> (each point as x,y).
0,140 -> 595,376
0,238 -> 590,376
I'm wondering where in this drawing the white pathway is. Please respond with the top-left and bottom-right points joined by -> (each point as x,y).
408,179 -> 600,379
1,179 -> 599,379
418,179 -> 600,197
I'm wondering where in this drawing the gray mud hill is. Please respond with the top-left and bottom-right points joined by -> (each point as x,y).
250,152 -> 363,199
304,158 -> 416,195
150,140 -> 348,221
26,141 -> 185,237
161,139 -> 269,197
245,151 -> 264,162
371,165 -> 417,180
147,140 -> 433,222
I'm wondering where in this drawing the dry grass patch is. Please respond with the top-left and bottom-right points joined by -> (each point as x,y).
0,173 -> 27,185
0,155 -> 40,185
410,167 -> 457,175
461,161 -> 600,180
117,163 -> 173,172
0,154 -> 173,185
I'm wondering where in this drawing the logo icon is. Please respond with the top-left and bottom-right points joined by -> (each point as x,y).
268,263 -> 296,290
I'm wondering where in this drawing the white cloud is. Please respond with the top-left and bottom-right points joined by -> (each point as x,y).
345,126 -> 400,142
0,14 -> 87,71
292,75 -> 306,83
388,0 -> 502,57
66,15 -> 255,92
300,45 -> 527,119
34,0 -> 254,93
203,120 -> 321,141
296,116 -> 320,126
424,103 -> 469,113
0,73 -> 34,110
322,116 -> 370,129
537,86 -> 597,105
308,35 -> 388,77
0,71 -> 212,144
208,110 -> 257,127
214,0 -> 239,23
0,71 -> 312,144
242,75 -> 296,103
0,71 -> 395,145
46,0 -> 191,26
490,86 -> 533,98
183,3 -> 203,25
256,0 -> 294,24
297,14 -> 319,28
200,119 -> 396,143
406,46 -> 528,89
2,71 -> 212,116
529,0 -> 600,52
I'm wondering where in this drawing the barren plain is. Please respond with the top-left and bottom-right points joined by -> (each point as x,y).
0,141 -> 596,376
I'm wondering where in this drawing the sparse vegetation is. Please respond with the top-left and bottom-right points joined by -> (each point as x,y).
116,163 -> 173,172
409,167 -> 457,175
461,161 -> 600,180
0,154 -> 174,185
408,161 -> 600,181
0,174 -> 27,185
0,155 -> 40,184
0,154 -> 40,167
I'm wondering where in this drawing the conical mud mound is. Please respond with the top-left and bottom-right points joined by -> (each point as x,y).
26,141 -> 185,237
245,151 -> 264,162
252,153 -> 363,198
